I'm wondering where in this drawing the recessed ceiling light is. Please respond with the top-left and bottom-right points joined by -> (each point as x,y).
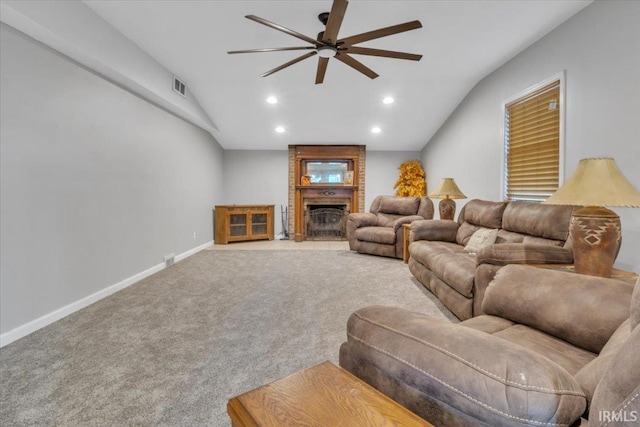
275,126 -> 285,133
383,96 -> 394,104
266,96 -> 278,104
371,127 -> 381,134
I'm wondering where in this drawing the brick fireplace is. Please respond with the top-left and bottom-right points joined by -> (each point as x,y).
288,145 -> 365,242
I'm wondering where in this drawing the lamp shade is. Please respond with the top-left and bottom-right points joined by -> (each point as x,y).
544,158 -> 640,207
429,178 -> 467,200
544,157 -> 639,278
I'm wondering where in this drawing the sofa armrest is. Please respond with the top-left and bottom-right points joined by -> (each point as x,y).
346,212 -> 378,228
476,243 -> 573,266
473,264 -> 503,317
340,305 -> 587,427
410,219 -> 459,242
392,215 -> 425,233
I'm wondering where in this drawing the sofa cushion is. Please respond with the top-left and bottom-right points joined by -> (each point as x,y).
429,253 -> 477,298
483,265 -> 634,354
495,229 -> 526,244
502,201 -> 575,241
342,306 -> 587,427
494,233 -> 564,248
494,325 -> 597,376
378,196 -> 420,216
354,226 -> 396,245
464,227 -> 499,253
455,221 -> 480,246
375,213 -> 403,227
409,241 -> 468,270
411,219 -> 459,242
416,196 -> 435,220
458,199 -> 508,229
409,241 -> 476,297
461,315 -> 514,334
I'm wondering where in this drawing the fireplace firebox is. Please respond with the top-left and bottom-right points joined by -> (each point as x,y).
305,204 -> 349,240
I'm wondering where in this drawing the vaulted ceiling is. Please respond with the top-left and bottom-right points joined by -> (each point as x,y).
26,1 -> 597,150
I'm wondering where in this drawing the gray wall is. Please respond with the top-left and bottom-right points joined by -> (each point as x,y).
421,1 -> 640,272
365,151 -> 423,210
0,26 -> 224,336
221,150 -> 289,236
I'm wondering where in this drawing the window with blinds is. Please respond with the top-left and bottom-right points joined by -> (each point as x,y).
504,80 -> 560,202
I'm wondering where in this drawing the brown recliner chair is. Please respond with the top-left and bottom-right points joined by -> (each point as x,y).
340,265 -> 639,426
347,195 -> 434,259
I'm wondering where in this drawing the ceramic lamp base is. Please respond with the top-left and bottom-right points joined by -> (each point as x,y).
439,197 -> 456,220
570,206 -> 621,278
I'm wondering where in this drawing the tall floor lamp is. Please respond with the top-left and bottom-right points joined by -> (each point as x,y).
429,178 -> 467,220
544,158 -> 640,277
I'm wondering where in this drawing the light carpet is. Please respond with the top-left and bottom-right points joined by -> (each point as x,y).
1,249 -> 456,426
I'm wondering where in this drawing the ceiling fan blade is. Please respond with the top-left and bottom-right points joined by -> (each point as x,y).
246,15 -> 320,46
342,46 -> 422,61
260,51 -> 318,78
228,46 -> 316,54
323,0 -> 348,44
338,20 -> 422,46
315,57 -> 329,84
334,53 -> 378,79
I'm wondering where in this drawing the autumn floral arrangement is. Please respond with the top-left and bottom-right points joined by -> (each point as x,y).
394,159 -> 426,197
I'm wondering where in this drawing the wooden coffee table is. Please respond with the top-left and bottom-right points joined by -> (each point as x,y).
227,361 -> 432,426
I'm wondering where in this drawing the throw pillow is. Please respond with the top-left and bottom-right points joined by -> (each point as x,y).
464,227 -> 498,253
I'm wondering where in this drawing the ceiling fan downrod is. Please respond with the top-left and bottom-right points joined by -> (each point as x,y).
318,12 -> 330,26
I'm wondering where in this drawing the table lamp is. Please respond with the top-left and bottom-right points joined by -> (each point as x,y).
429,178 -> 467,220
544,158 -> 640,278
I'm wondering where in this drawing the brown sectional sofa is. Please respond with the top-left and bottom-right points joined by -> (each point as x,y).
408,199 -> 577,320
347,195 -> 434,259
340,265 -> 640,427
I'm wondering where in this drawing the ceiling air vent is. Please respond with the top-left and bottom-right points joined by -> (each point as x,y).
173,75 -> 186,98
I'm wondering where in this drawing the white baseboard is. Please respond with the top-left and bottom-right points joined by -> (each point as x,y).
0,241 -> 213,348
175,240 -> 212,262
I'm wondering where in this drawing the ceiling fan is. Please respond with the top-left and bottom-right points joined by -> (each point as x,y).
228,0 -> 422,84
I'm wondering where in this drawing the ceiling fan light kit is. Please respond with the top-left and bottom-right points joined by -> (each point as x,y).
317,45 -> 338,58
228,0 -> 423,84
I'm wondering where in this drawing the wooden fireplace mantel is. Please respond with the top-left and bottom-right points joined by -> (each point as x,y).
295,185 -> 359,191
290,145 -> 365,242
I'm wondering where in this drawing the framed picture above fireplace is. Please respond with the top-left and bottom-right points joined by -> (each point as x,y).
343,171 -> 354,186
304,161 -> 351,184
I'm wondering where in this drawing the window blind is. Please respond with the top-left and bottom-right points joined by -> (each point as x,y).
504,80 -> 560,202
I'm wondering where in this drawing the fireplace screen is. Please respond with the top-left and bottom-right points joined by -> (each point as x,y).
305,205 -> 348,240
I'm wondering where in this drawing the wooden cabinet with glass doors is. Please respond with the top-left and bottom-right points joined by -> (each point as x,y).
214,205 -> 274,244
